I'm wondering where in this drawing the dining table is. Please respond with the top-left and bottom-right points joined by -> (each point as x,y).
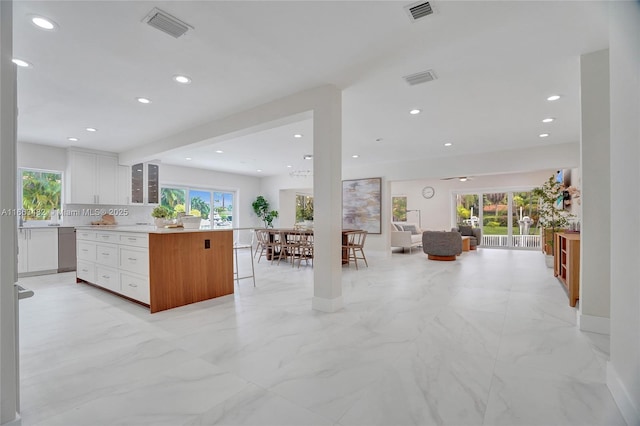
263,228 -> 360,264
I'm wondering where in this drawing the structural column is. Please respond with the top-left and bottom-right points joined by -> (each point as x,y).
607,2 -> 640,425
0,0 -> 20,424
311,87 -> 343,312
578,49 -> 611,334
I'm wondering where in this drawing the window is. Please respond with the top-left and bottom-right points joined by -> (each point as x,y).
19,169 -> 62,223
295,194 -> 314,222
392,196 -> 407,222
161,186 -> 234,229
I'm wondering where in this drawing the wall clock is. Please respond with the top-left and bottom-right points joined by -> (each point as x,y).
422,186 -> 435,199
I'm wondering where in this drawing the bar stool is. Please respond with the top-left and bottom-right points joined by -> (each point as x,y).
234,229 -> 255,287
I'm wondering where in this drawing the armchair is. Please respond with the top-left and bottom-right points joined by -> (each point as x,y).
451,225 -> 481,249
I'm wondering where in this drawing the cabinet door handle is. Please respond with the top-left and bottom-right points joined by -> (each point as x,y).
128,283 -> 138,288
81,268 -> 88,272
127,237 -> 136,241
81,249 -> 89,252
101,252 -> 110,256
102,275 -> 110,279
127,257 -> 137,261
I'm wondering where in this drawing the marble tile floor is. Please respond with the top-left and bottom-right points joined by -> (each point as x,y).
17,248 -> 625,426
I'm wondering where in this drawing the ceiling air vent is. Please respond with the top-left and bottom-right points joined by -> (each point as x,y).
404,1 -> 434,21
403,69 -> 437,86
143,7 -> 193,38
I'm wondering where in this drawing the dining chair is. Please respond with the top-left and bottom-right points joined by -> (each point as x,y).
343,230 -> 368,270
255,229 -> 280,264
295,231 -> 314,268
278,229 -> 302,266
233,229 -> 255,286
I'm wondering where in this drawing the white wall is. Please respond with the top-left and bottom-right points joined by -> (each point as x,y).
579,49 -> 611,333
390,169 -> 558,230
260,173 -> 313,228
608,2 -> 640,425
278,188 -> 313,227
17,142 -> 66,171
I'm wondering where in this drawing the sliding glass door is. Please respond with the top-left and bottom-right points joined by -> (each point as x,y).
455,190 -> 540,249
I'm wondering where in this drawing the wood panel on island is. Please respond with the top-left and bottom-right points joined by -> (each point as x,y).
76,227 -> 233,313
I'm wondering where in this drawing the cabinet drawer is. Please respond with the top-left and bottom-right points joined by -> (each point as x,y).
119,233 -> 148,248
76,230 -> 96,241
96,232 -> 118,243
76,260 -> 95,282
120,272 -> 149,304
77,242 -> 96,261
119,247 -> 148,275
95,243 -> 118,267
95,266 -> 120,293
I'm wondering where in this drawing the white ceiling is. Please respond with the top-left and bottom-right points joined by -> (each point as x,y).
13,1 -> 610,177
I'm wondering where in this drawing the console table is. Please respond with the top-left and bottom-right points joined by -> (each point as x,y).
554,232 -> 580,307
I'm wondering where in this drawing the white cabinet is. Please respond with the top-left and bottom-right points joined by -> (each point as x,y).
117,165 -> 131,205
75,230 -> 150,305
131,162 -> 159,205
66,149 -> 118,204
17,228 -> 58,276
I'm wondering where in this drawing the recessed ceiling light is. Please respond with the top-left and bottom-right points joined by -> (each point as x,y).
136,97 -> 151,104
12,58 -> 31,68
352,154 -> 359,158
67,137 -> 78,142
459,177 -> 468,182
539,133 -> 550,138
409,109 -> 421,115
185,157 -> 192,160
547,95 -> 561,101
215,150 -> 223,154
294,134 -> 303,138
542,118 -> 555,123
85,127 -> 97,132
303,154 -> 313,160
286,165 -> 292,168
30,16 -> 57,31
257,169 -> 263,172
173,75 -> 192,84
444,142 -> 453,147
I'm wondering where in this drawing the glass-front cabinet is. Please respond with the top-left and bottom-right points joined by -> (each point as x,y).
131,162 -> 159,205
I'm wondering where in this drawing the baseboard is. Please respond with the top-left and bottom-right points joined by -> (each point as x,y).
607,362 -> 640,426
0,413 -> 22,426
578,313 -> 610,335
312,295 -> 343,313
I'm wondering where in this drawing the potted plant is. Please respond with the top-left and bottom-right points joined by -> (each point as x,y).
532,175 -> 573,266
252,195 -> 279,228
151,205 -> 171,228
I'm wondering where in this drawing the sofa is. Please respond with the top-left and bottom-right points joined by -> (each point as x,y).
391,222 -> 423,253
422,230 -> 462,261
451,225 -> 482,249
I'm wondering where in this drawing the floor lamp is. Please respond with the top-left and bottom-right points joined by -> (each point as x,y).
406,209 -> 422,229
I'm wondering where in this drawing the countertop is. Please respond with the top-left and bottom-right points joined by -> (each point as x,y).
19,225 -> 75,229
74,225 -> 232,234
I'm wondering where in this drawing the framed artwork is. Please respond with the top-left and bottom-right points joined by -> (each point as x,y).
342,177 -> 382,234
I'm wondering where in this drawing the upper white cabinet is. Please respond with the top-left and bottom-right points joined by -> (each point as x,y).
117,165 -> 131,205
131,162 -> 159,205
66,149 -> 118,204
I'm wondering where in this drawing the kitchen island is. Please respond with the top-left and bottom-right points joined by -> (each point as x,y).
75,225 -> 233,313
